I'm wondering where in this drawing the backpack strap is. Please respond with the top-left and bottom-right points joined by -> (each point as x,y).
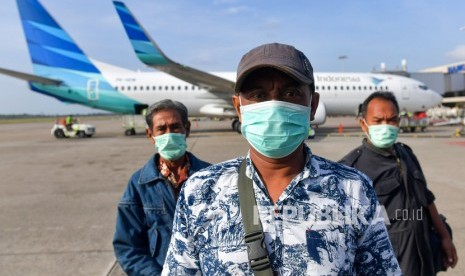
238,159 -> 274,275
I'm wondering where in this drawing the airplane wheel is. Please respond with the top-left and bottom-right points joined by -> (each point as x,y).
78,131 -> 86,138
54,129 -> 65,139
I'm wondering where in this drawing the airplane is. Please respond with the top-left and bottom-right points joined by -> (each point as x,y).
0,0 -> 442,134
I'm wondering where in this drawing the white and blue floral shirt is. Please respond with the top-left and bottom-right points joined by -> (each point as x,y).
163,146 -> 401,275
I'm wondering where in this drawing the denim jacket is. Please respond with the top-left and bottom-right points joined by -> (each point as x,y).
113,152 -> 210,276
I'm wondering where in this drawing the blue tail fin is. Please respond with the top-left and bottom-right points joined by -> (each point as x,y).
17,0 -> 101,75
113,1 -> 169,66
14,0 -> 143,114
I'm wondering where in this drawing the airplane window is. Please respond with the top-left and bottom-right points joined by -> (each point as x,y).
353,86 -> 356,90
316,86 -> 319,90
159,86 -> 162,90
363,86 -> 367,90
165,86 -> 168,90
115,86 -> 118,91
178,86 -> 181,90
346,86 -> 350,90
185,86 -> 188,90
340,86 -> 344,90
358,86 -> 361,90
321,86 -> 325,90
140,86 -> 144,91
334,86 -> 337,90
127,86 -> 131,91
134,86 -> 137,91
419,85 -> 428,90
146,86 -> 150,90
153,86 -> 156,90
369,86 -> 372,90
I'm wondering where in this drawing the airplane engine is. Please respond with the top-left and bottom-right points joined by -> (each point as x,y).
312,102 -> 327,125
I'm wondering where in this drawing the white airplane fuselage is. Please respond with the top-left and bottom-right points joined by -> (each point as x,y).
104,69 -> 442,119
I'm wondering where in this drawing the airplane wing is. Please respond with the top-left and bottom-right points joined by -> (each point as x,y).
0,67 -> 62,85
113,1 -> 235,94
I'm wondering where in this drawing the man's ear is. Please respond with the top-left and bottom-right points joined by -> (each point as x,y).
146,128 -> 155,144
185,121 -> 191,138
232,95 -> 242,122
310,92 -> 320,121
359,117 -> 368,133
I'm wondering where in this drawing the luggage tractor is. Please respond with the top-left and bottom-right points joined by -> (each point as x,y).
51,122 -> 95,138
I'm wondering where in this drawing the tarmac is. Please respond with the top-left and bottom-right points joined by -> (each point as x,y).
0,116 -> 464,275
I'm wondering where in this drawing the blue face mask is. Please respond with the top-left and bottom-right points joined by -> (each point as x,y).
363,120 -> 399,149
153,133 -> 187,161
240,100 -> 310,158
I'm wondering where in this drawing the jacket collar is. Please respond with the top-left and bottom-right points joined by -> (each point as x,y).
362,138 -> 396,158
138,152 -> 204,185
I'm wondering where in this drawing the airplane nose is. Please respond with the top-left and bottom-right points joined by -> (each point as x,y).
431,90 -> 442,106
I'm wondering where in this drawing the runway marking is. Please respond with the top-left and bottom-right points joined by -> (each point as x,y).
446,141 -> 465,147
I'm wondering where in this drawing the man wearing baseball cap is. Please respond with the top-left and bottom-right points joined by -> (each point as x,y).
162,43 -> 401,275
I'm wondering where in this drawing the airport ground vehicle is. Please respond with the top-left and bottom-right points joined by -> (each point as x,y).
122,115 -> 146,136
51,123 -> 96,138
399,111 -> 429,133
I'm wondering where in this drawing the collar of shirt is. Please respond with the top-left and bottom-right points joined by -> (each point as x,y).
158,154 -> 191,188
244,144 -> 319,207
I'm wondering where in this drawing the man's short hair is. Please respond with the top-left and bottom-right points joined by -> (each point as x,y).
145,99 -> 189,130
361,91 -> 400,118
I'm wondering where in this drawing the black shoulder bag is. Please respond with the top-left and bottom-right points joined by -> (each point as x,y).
237,160 -> 274,276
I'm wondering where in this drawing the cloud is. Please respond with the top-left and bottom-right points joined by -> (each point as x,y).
446,45 -> 465,60
223,6 -> 250,15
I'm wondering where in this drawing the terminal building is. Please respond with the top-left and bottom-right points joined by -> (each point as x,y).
412,61 -> 465,107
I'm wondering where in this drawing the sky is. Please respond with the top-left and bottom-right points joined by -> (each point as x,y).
1,0 -> 465,115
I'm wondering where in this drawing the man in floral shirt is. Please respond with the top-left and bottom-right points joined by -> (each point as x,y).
163,43 -> 401,275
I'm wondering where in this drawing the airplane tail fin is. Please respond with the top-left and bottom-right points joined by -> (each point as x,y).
13,0 -> 144,114
113,1 -> 235,92
16,0 -> 102,79
113,1 -> 171,66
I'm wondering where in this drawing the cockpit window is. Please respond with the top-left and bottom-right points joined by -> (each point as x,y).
419,84 -> 428,90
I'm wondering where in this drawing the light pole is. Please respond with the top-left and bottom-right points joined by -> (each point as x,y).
338,55 -> 348,72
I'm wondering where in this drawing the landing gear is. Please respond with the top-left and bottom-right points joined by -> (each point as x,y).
232,119 -> 241,134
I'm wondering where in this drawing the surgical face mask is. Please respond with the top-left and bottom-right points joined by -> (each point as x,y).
153,133 -> 187,161
240,100 -> 310,158
363,119 -> 399,149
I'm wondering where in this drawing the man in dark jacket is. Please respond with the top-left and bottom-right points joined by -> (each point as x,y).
113,99 -> 210,275
339,91 -> 457,275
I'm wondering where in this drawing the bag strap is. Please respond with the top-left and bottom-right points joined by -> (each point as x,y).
238,159 -> 274,275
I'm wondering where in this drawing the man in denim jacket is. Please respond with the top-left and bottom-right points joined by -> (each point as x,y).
113,99 -> 210,275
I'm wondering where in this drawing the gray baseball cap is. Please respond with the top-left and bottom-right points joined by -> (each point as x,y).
235,43 -> 314,92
